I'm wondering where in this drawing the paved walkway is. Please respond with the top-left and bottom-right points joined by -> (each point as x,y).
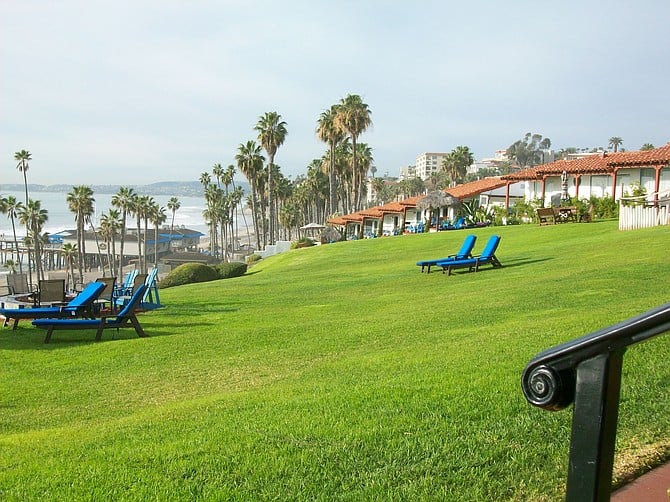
611,461 -> 670,501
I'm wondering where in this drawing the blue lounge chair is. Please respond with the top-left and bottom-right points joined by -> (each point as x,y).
114,270 -> 138,298
140,268 -> 162,310
416,234 -> 477,273
437,235 -> 502,276
114,272 -> 148,309
0,281 -> 106,330
33,285 -> 149,344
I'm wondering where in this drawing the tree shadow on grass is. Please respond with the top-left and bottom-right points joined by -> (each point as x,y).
0,317 -> 222,350
500,257 -> 552,268
442,256 -> 552,275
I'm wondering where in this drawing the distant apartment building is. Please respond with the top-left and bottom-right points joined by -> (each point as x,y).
398,165 -> 417,180
415,152 -> 449,181
472,149 -> 510,173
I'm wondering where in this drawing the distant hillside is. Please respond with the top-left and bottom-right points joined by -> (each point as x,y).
0,180 -> 250,197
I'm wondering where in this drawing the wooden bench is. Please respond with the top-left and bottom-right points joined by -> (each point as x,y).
555,206 -> 578,223
536,207 -> 556,225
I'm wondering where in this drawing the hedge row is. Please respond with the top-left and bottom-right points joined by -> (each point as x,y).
158,261 -> 247,289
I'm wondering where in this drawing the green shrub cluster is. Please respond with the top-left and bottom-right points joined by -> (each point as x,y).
589,196 -> 618,219
214,261 -> 247,279
499,196 -> 619,224
246,254 -> 262,264
158,263 -> 219,289
291,237 -> 315,249
568,196 -> 618,219
159,261 -> 247,289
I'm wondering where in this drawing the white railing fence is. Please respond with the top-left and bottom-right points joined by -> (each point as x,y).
618,190 -> 670,231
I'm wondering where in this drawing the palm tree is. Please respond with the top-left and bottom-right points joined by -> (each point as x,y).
255,111 -> 288,245
61,242 -> 78,291
66,185 -> 95,284
355,142 -> 374,206
317,105 -> 345,216
335,95 -> 372,212
167,196 -> 181,250
128,193 -> 145,272
128,194 -> 140,271
201,180 -> 218,257
139,195 -> 154,271
371,177 -> 386,205
0,195 -> 25,275
111,187 -> 136,280
232,185 -> 250,249
608,137 -> 623,152
150,203 -> 167,270
99,209 -> 121,277
330,138 -> 353,213
452,146 -> 474,182
442,146 -> 474,186
4,259 -> 17,273
236,140 -> 265,250
212,163 -> 225,188
18,199 -> 48,284
14,150 -> 32,205
640,143 -> 655,151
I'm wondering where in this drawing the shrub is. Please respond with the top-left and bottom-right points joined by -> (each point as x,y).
509,199 -> 542,224
246,254 -> 262,264
158,262 -> 220,289
589,195 -> 618,219
291,237 -> 315,249
214,261 -> 247,279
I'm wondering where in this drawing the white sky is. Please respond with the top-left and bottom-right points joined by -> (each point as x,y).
2,0 -> 669,186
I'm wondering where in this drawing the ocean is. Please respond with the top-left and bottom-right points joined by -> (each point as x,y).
0,190 -> 210,238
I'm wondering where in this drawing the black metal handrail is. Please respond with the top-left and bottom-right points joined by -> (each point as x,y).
521,302 -> 670,501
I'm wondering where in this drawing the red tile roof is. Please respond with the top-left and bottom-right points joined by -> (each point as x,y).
341,213 -> 363,223
328,216 -> 348,226
359,206 -> 385,218
377,201 -> 406,213
445,177 -> 507,199
399,196 -> 422,207
607,142 -> 670,166
502,143 -> 670,180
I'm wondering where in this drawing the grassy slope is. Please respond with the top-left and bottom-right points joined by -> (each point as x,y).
0,221 -> 668,500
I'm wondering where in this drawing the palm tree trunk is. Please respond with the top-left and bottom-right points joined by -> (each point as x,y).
250,189 -> 261,251
118,212 -> 126,281
111,235 -> 117,278
143,218 -> 149,271
10,217 -> 23,275
136,217 -> 142,272
329,145 -> 337,215
81,217 -> 87,275
22,172 -> 29,206
268,158 -> 274,245
154,225 -> 159,271
26,238 -> 33,288
89,218 -> 103,274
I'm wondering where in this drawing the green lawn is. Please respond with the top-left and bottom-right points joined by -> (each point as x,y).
1,220 -> 668,501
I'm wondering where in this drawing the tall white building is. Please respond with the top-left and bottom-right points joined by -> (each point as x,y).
415,152 -> 449,180
398,165 -> 417,180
